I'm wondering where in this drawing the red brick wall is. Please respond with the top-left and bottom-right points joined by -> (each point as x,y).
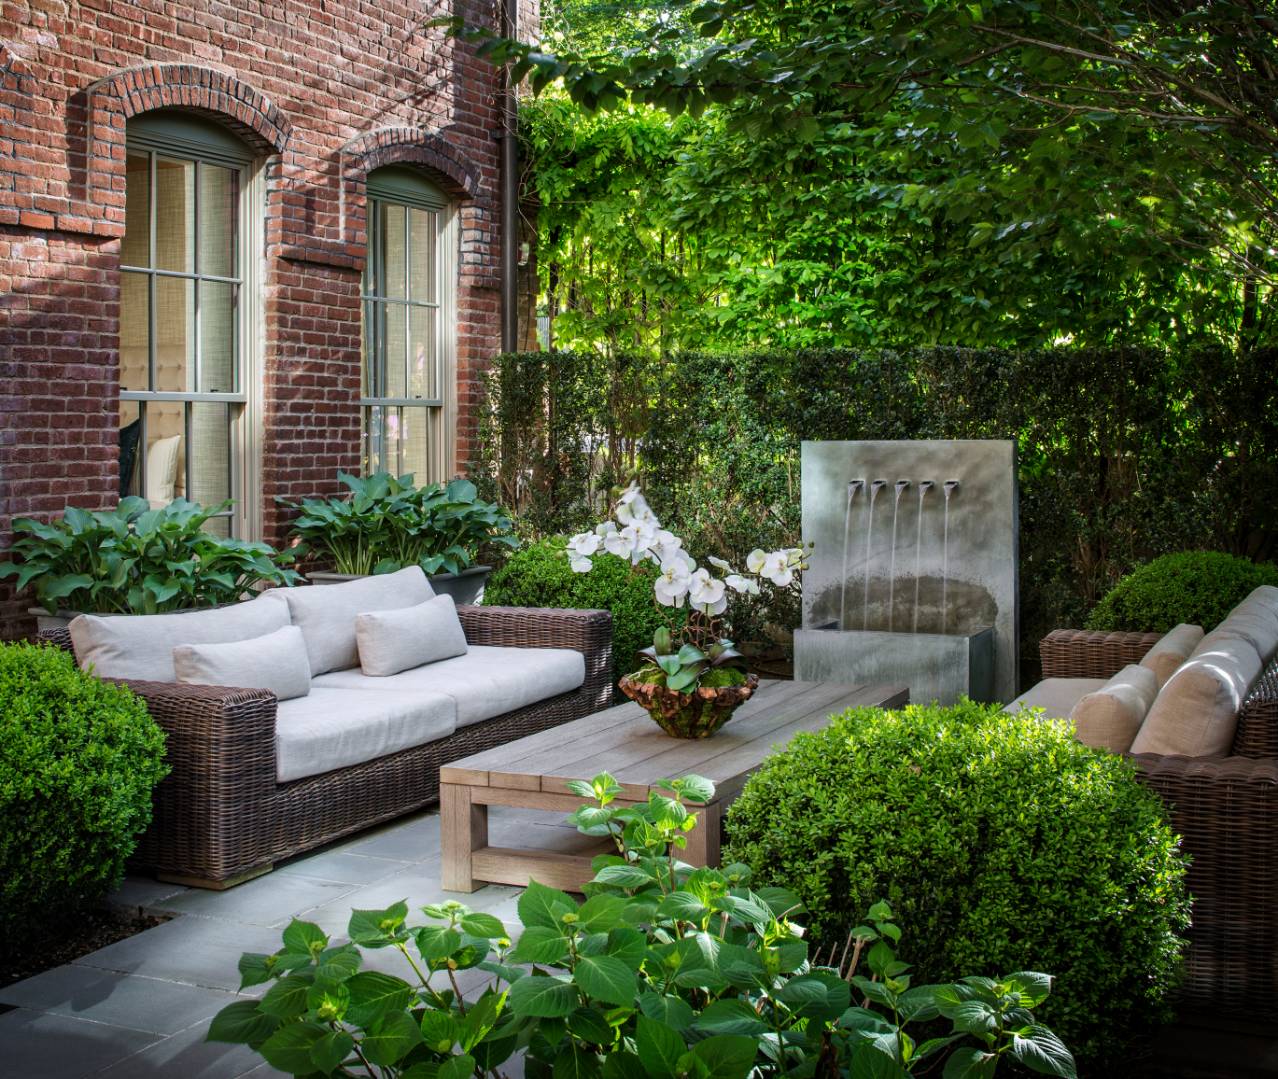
0,1 -> 532,639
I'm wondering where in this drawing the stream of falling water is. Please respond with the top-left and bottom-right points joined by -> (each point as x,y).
912,481 -> 933,632
941,480 -> 959,634
862,480 -> 887,630
886,480 -> 909,631
838,480 -> 863,630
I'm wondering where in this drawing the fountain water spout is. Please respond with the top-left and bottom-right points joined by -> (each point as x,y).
912,481 -> 934,632
886,480 -> 910,631
838,480 -> 865,630
862,480 -> 888,630
941,480 -> 960,634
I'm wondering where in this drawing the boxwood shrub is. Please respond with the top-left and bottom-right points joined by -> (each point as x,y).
724,700 -> 1190,1069
1085,550 -> 1278,633
0,643 -> 168,950
483,539 -> 683,682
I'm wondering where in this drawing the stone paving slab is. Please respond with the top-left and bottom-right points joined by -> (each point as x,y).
1,806 -> 545,1077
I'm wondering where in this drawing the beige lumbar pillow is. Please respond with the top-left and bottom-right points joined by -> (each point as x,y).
356,594 -> 469,677
1130,631 -> 1262,757
1218,600 -> 1278,663
1139,623 -> 1204,688
173,624 -> 312,701
1069,664 -> 1159,753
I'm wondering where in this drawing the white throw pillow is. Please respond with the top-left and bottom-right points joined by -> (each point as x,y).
146,434 -> 182,504
356,594 -> 468,677
174,625 -> 311,701
70,594 -> 291,682
1069,664 -> 1159,753
270,566 -> 435,675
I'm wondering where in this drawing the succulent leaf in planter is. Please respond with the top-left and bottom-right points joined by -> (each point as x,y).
0,497 -> 299,616
278,472 -> 518,579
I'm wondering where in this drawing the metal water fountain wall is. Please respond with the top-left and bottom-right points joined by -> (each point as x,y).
795,441 -> 1019,704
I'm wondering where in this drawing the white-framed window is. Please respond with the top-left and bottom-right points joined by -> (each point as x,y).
362,166 -> 456,481
119,110 -> 258,536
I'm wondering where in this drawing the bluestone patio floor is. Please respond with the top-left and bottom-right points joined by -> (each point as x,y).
0,805 -> 594,1078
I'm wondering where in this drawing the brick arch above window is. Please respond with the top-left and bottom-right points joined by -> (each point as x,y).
333,127 -> 496,286
90,64 -> 291,155
78,64 -> 292,237
343,127 -> 480,200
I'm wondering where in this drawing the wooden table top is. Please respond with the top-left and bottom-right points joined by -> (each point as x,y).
440,679 -> 908,803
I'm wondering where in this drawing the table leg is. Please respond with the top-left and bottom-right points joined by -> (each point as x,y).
441,783 -> 488,892
683,801 -> 722,868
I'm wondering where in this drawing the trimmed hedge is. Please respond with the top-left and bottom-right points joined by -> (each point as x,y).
483,539 -> 683,682
1086,550 -> 1278,632
723,700 -> 1190,1069
0,643 -> 168,950
472,346 -> 1278,679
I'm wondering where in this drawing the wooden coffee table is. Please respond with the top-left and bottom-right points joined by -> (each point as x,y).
440,678 -> 908,892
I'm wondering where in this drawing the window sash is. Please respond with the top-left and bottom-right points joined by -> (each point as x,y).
122,136 -> 248,530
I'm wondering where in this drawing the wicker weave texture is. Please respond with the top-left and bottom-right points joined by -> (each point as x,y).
41,605 -> 613,884
1038,628 -> 1162,679
1133,753 -> 1278,1017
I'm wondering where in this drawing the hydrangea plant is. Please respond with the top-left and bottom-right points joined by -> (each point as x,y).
563,483 -> 806,690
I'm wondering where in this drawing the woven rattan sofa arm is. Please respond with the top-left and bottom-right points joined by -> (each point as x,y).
1132,752 -> 1278,1011
39,628 -> 279,791
457,605 -> 613,708
1039,628 -> 1162,679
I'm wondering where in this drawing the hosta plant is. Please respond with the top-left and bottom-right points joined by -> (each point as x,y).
0,498 -> 298,615
564,482 -> 807,692
279,472 -> 518,577
210,772 -> 1076,1079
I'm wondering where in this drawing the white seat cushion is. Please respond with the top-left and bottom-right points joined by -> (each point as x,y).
274,687 -> 456,782
314,645 -> 586,728
268,566 -> 435,675
70,594 -> 291,683
1004,677 -> 1107,722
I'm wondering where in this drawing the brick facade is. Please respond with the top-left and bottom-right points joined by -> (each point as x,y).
0,1 -> 536,640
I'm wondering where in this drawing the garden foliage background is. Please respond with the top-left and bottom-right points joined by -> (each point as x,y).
473,345 -> 1278,681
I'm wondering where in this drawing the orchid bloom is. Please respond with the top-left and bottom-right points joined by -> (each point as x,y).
688,568 -> 728,615
654,558 -> 692,607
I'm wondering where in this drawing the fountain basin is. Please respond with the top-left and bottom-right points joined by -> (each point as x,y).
794,626 -> 996,706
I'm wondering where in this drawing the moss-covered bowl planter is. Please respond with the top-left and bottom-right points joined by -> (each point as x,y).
618,672 -> 760,738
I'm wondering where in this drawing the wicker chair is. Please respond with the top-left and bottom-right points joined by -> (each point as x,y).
43,605 -> 613,889
1040,629 -> 1278,1018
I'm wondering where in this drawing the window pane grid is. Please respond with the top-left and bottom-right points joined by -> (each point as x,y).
362,192 -> 447,484
122,141 -> 245,533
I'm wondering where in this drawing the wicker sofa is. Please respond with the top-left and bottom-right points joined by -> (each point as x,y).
1032,626 -> 1278,1019
42,585 -> 612,889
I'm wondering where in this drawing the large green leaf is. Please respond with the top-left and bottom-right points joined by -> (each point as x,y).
634,1014 -> 686,1079
1010,1026 -> 1077,1078
572,954 -> 637,1006
345,971 -> 415,1027
508,974 -> 579,1018
690,1034 -> 757,1079
362,1010 -> 423,1066
510,926 -> 571,965
206,1000 -> 278,1046
257,1022 -> 327,1074
519,880 -> 579,930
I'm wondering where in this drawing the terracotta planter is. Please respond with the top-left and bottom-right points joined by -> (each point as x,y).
618,672 -> 760,739
307,566 -> 491,606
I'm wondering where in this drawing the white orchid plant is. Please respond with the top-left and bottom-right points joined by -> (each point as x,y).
564,483 -> 807,692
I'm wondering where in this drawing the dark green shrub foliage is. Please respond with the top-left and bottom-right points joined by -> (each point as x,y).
483,539 -> 682,681
723,701 -> 1190,1068
0,643 -> 168,949
1086,550 -> 1278,632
